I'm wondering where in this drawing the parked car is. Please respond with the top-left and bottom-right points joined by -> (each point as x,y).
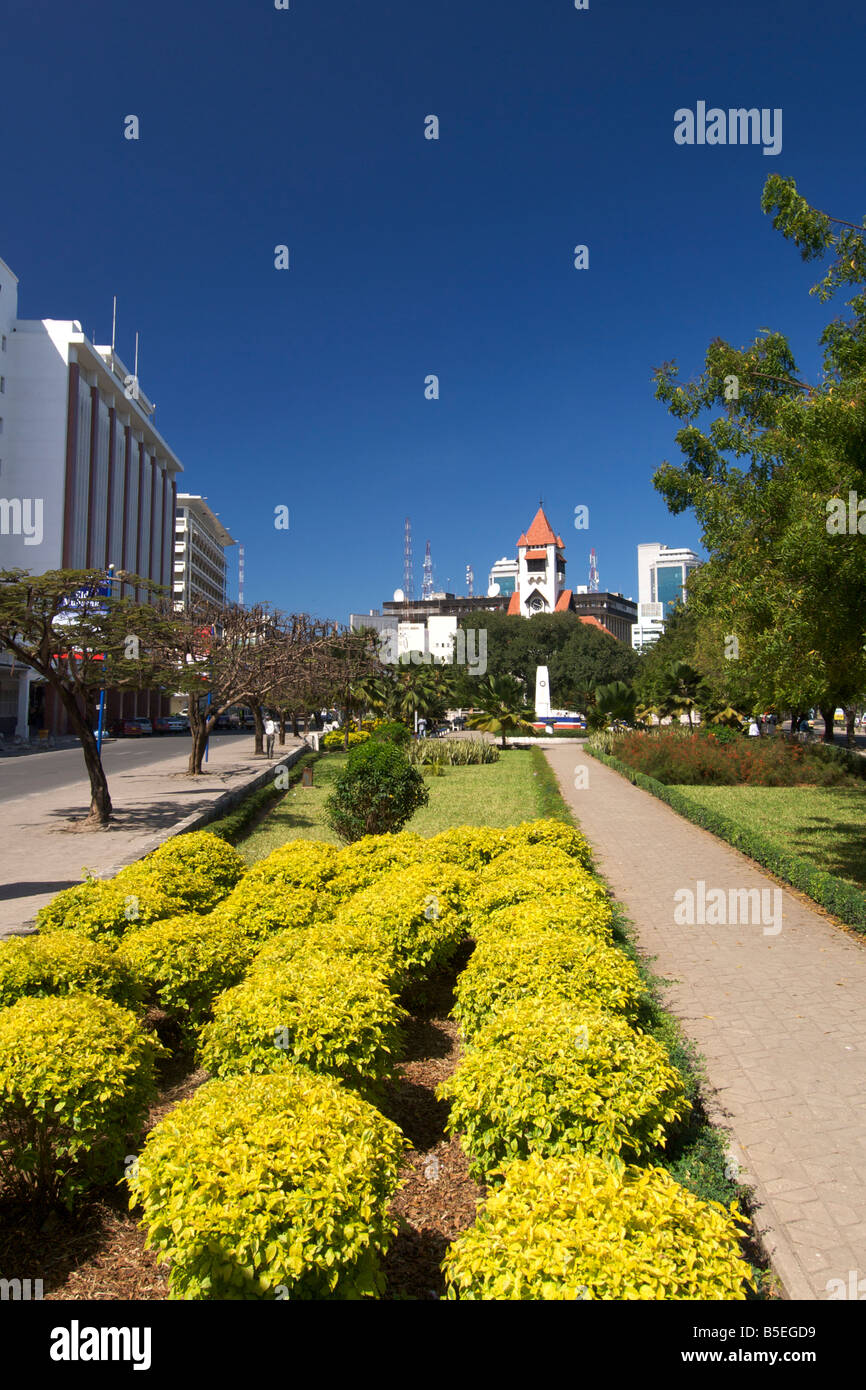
114,717 -> 153,736
154,716 -> 188,734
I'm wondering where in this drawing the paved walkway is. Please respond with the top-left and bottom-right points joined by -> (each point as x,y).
0,737 -> 306,937
545,744 -> 866,1302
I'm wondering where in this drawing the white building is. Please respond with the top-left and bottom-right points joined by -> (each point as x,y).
173,495 -> 235,609
0,253 -> 184,736
631,543 -> 700,651
487,555 -> 518,597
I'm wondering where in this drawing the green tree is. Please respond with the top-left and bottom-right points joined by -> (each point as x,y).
0,569 -> 180,825
652,175 -> 866,746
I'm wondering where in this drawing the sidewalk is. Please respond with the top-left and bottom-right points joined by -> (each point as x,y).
0,737 -> 306,938
545,743 -> 866,1302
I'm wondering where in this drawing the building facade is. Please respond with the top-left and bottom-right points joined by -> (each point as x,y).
173,495 -> 235,609
631,543 -> 701,651
487,556 -> 518,597
0,254 -> 184,735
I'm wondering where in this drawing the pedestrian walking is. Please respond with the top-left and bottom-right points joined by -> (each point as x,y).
264,714 -> 276,759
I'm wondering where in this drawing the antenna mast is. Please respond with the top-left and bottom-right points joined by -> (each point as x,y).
589,547 -> 600,592
403,518 -> 414,601
238,543 -> 245,606
422,540 -> 434,600
465,564 -> 474,598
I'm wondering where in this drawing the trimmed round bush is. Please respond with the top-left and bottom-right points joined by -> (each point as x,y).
417,825 -> 512,871
324,739 -> 429,842
479,893 -> 615,945
127,1068 -> 407,1299
501,819 -> 594,869
243,839 -> 339,893
117,915 -> 258,1035
0,930 -> 142,1011
116,831 -> 246,912
331,861 -> 472,980
253,919 -> 398,989
34,877 -> 181,941
0,994 -> 164,1207
207,879 -> 326,945
443,1153 -> 751,1300
453,932 -> 645,1037
467,862 -> 612,929
198,955 -> 406,1091
327,832 -> 427,900
439,997 -> 688,1181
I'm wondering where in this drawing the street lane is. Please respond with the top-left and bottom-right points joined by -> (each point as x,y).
0,733 -> 256,804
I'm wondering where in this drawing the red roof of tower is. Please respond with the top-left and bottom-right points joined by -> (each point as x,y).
506,591 -> 521,615
518,506 -> 563,549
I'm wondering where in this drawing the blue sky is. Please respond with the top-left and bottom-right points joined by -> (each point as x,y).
2,0 -> 862,619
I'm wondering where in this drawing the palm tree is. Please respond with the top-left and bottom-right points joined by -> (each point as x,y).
657,660 -> 702,729
465,675 -> 535,748
587,680 -> 636,732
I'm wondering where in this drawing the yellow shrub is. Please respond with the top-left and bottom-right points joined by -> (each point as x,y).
198,955 -> 406,1091
117,915 -> 258,1034
501,818 -> 593,869
467,863 -> 609,927
0,930 -> 142,1011
443,1153 -> 751,1300
35,878 -> 182,941
244,839 -> 339,893
331,861 -> 472,980
253,919 -> 398,989
328,832 -> 427,900
128,1068 -> 407,1299
453,932 -> 645,1036
477,893 -> 614,945
417,826 -> 511,871
440,997 -> 688,1181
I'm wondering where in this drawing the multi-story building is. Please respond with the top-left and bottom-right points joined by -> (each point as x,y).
173,495 -> 235,609
631,543 -> 701,650
0,253 -> 184,735
487,556 -> 518,597
572,589 -> 638,644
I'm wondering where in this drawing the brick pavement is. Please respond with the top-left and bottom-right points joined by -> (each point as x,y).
545,743 -> 866,1302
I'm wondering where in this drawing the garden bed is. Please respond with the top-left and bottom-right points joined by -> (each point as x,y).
0,772 -> 770,1299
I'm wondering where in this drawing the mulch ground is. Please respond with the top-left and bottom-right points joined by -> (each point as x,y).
0,958 -> 482,1301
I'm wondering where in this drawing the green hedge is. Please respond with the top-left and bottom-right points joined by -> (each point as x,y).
587,749 -> 866,933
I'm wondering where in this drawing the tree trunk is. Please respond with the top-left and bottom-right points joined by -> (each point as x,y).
252,702 -> 264,754
291,711 -> 299,737
343,689 -> 351,750
846,706 -> 857,750
189,719 -> 210,774
59,687 -> 112,825
278,711 -> 287,746
819,705 -> 836,744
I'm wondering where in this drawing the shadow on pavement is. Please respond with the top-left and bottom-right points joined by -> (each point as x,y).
0,880 -> 81,900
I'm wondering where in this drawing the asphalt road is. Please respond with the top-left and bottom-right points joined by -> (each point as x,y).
0,732 -> 254,803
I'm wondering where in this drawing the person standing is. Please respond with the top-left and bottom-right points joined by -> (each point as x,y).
264,713 -> 276,759
748,717 -> 760,737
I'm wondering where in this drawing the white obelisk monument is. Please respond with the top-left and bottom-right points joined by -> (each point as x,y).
535,666 -> 551,720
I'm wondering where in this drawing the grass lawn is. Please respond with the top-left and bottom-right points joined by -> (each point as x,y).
237,748 -> 558,864
671,783 -> 866,892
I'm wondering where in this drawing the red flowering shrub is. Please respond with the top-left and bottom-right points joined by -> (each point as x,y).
609,729 -> 851,787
